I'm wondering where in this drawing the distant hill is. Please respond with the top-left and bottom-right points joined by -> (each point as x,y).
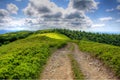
36,33 -> 70,40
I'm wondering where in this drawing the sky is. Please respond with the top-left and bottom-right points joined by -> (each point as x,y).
0,0 -> 120,34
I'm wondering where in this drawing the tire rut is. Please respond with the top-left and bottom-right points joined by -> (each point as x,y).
40,44 -> 73,80
72,43 -> 117,80
40,43 -> 117,80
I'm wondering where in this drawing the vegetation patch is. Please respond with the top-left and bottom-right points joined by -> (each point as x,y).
0,31 -> 32,46
53,29 -> 120,46
0,35 -> 66,79
36,33 -> 70,40
68,54 -> 84,80
79,40 -> 120,78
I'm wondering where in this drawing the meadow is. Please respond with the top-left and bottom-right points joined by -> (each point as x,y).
0,33 -> 68,79
0,29 -> 120,79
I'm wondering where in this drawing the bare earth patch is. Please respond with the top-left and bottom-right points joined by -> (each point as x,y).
72,43 -> 117,80
40,43 -> 117,80
40,44 -> 73,80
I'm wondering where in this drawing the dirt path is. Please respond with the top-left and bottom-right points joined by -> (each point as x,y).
40,44 -> 73,80
41,43 -> 117,80
72,43 -> 117,80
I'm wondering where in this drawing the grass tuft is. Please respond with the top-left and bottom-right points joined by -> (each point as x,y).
68,54 -> 84,80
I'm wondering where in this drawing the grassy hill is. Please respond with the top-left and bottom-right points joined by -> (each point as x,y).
0,29 -> 120,79
0,33 -> 68,79
35,33 -> 70,40
79,40 -> 120,77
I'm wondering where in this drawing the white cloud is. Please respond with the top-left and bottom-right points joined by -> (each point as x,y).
23,0 -> 99,18
106,8 -> 114,12
117,0 -> 120,3
9,18 -> 25,27
23,0 -> 65,17
68,0 -> 99,12
116,5 -> 120,10
116,19 -> 120,22
0,17 -> 27,30
22,0 -> 99,30
0,8 -> 25,30
7,3 -> 18,14
1,0 -> 99,31
99,17 -> 113,21
0,9 -> 10,23
0,9 -> 9,17
15,0 -> 22,2
92,24 -> 105,28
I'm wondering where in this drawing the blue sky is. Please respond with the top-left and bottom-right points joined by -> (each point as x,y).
0,0 -> 120,33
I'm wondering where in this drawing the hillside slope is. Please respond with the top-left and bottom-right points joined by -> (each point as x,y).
0,33 -> 68,79
0,31 -> 119,79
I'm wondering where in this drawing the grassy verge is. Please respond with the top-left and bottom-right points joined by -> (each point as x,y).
68,43 -> 74,51
79,40 -> 120,78
68,54 -> 84,80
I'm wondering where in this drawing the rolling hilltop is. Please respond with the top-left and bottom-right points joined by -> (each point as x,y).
0,29 -> 120,79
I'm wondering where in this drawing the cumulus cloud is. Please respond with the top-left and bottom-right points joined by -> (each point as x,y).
106,8 -> 114,12
23,0 -> 98,17
69,0 -> 98,12
65,11 -> 84,19
42,12 -> 62,18
21,14 -> 92,30
23,0 -> 64,17
63,11 -> 92,29
0,8 -> 24,30
0,9 -> 10,23
7,3 -> 19,14
0,17 -> 26,30
0,0 -> 99,31
116,5 -> 120,10
22,0 -> 99,30
23,3 -> 37,16
99,17 -> 113,21
0,9 -> 9,18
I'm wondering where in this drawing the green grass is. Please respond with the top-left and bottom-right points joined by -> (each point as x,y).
79,40 -> 120,78
69,44 -> 74,51
68,54 -> 84,80
35,33 -> 70,40
0,34 -> 67,79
